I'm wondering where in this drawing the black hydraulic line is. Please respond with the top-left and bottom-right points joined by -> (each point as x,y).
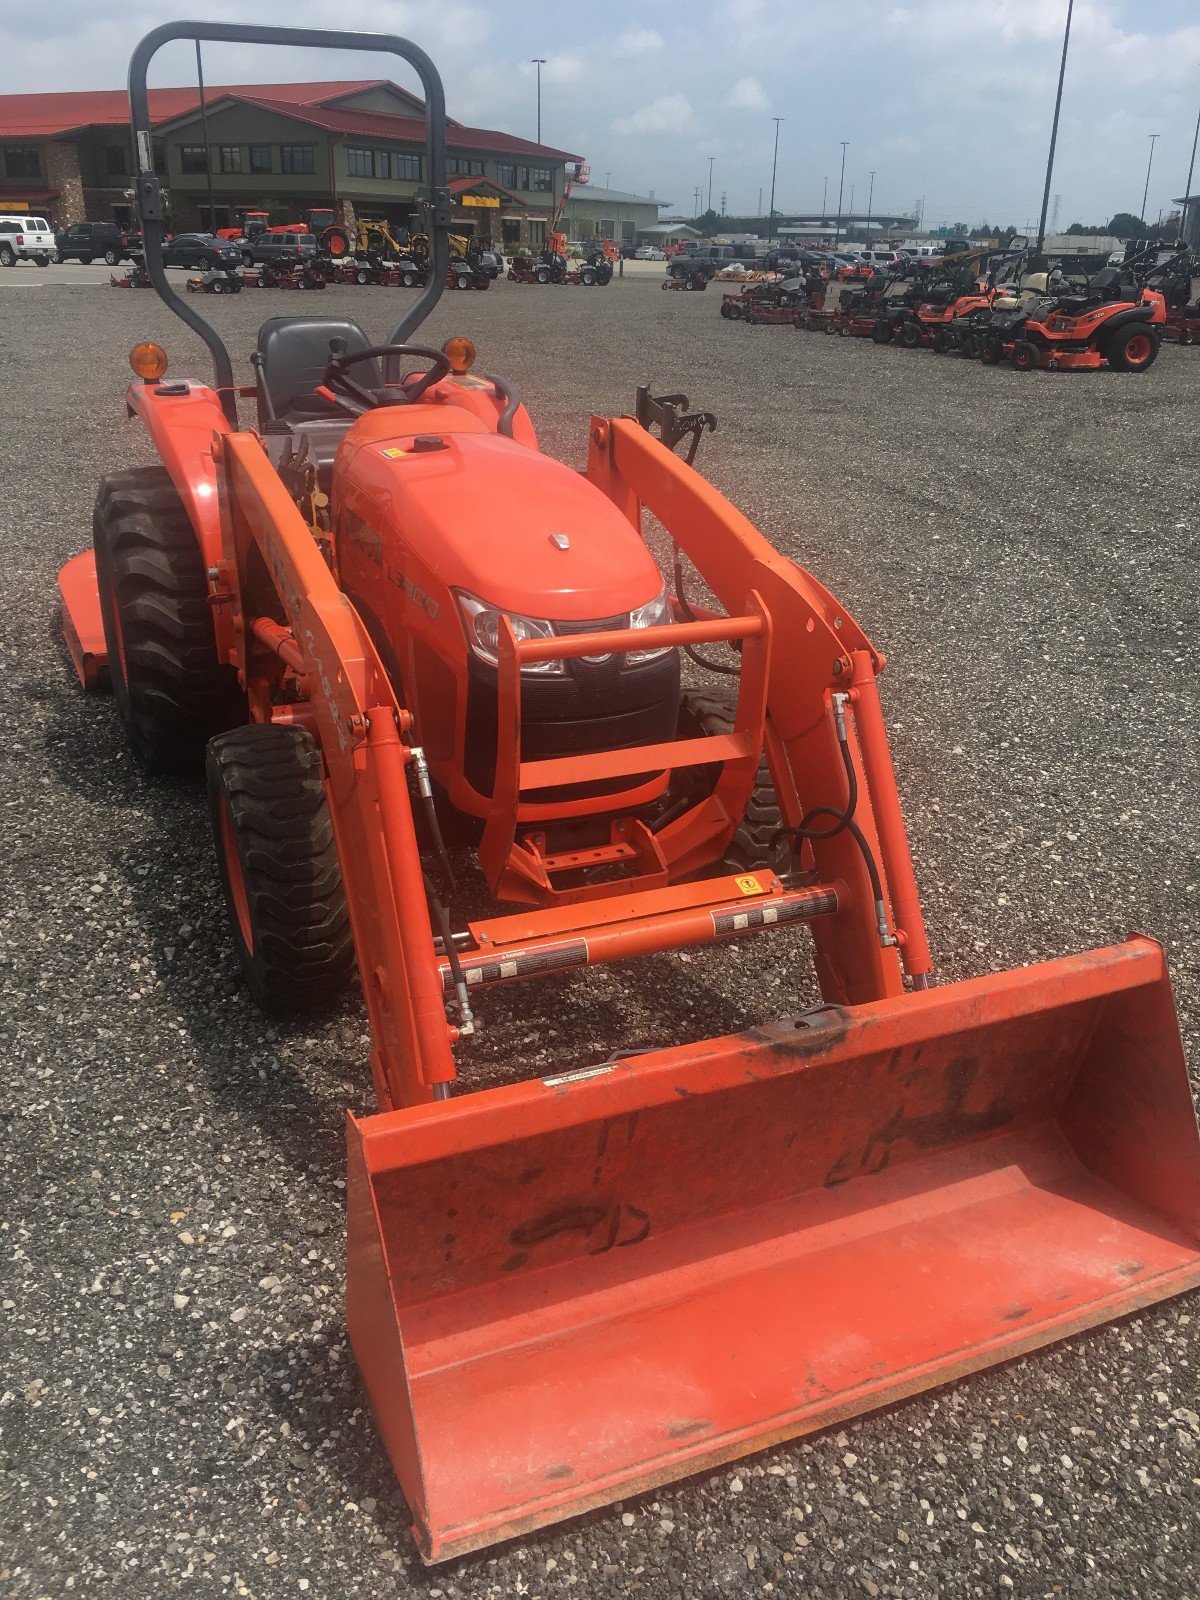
672,546 -> 739,675
423,872 -> 471,1026
418,782 -> 457,895
768,707 -> 892,947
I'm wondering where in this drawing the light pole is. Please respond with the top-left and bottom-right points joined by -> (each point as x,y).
1035,0 -> 1073,252
822,175 -> 827,217
768,117 -> 783,240
1182,79 -> 1200,244
1140,132 -> 1160,229
866,169 -> 875,238
835,141 -> 848,245
707,155 -> 715,213
531,58 -> 546,144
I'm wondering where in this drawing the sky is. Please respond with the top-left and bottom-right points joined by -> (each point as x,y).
3,1 -> 1199,231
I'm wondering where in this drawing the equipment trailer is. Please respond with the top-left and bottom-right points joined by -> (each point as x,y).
59,19 -> 1200,1567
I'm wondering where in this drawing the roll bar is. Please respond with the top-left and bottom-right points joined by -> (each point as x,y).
128,22 -> 451,425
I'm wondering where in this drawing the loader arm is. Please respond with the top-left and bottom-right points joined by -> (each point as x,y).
586,415 -> 928,1003
215,430 -> 455,1109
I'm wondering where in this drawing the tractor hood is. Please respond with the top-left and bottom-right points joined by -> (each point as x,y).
336,414 -> 663,621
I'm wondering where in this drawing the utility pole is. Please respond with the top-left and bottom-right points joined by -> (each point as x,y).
1035,0 -> 1073,252
1182,78 -> 1200,244
768,117 -> 783,241
707,155 -> 715,212
1140,132 -> 1160,228
757,186 -> 763,216
721,190 -> 727,217
195,41 -> 217,232
531,59 -> 546,144
866,169 -> 875,237
822,175 -> 827,217
835,141 -> 848,245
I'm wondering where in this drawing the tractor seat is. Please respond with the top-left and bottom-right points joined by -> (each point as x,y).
255,315 -> 381,425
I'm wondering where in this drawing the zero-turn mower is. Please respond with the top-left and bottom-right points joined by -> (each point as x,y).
896,257 -> 994,352
981,258 -> 1167,372
1144,249 -> 1200,345
718,272 -> 817,324
60,20 -> 1200,1567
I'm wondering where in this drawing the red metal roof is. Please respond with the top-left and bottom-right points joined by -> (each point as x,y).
168,94 -> 583,164
0,80 -> 420,139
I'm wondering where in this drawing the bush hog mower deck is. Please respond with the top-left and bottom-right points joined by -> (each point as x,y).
59,20 -> 1200,1567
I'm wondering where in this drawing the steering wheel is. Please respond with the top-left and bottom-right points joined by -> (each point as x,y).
321,342 -> 452,416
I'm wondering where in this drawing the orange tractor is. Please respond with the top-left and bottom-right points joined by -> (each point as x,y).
59,20 -> 1200,1566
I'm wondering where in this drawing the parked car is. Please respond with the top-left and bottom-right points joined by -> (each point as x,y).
159,233 -> 244,271
634,245 -> 666,260
0,215 -> 56,266
54,220 -> 142,265
242,230 -> 318,267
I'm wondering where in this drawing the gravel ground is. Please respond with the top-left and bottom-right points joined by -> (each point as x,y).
2,273 -> 1199,1600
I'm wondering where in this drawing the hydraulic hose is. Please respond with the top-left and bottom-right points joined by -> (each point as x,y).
769,696 -> 894,950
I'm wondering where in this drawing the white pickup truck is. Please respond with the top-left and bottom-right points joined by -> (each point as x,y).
0,215 -> 56,267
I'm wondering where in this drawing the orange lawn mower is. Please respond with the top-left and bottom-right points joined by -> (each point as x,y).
60,19 -> 1200,1567
801,271 -> 889,335
894,256 -> 995,352
981,260 -> 1167,372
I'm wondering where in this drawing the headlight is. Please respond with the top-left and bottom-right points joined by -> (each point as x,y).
626,586 -> 672,663
457,592 -> 564,675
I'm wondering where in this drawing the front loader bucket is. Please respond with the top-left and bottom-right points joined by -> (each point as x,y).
346,938 -> 1200,1562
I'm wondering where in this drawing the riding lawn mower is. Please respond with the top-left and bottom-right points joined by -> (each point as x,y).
60,19 -> 1200,1566
981,257 -> 1167,372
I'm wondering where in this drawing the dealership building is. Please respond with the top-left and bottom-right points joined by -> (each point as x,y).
0,79 -> 583,249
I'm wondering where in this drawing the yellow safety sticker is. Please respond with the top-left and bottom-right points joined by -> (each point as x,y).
735,875 -> 765,896
380,446 -> 407,458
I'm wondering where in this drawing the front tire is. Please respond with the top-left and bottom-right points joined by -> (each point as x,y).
536,267 -> 550,284
93,467 -> 245,775
206,724 -> 355,1011
673,689 -> 786,875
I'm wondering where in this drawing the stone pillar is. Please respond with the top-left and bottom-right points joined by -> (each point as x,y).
44,140 -> 85,227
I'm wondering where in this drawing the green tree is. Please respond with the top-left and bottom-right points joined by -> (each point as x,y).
692,207 -> 720,233
1107,211 -> 1145,237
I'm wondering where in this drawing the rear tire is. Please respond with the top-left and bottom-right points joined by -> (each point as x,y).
104,248 -> 119,266
673,689 -> 786,875
207,724 -> 355,1010
1106,322 -> 1160,372
93,467 -> 245,775
0,245 -> 14,267
871,319 -> 892,343
536,267 -> 550,284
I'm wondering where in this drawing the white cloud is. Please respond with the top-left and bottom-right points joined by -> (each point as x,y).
614,93 -> 694,136
615,26 -> 665,57
726,76 -> 769,113
543,53 -> 585,86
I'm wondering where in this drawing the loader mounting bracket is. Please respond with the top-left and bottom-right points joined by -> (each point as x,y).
635,386 -> 717,464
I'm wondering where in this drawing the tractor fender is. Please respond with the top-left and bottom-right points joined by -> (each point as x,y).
1097,305 -> 1155,337
126,379 -> 231,570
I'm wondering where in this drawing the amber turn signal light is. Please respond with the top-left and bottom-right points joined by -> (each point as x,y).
442,336 -> 476,374
129,341 -> 169,380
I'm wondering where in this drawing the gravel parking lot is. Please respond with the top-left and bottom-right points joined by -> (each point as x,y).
2,271 -> 1199,1600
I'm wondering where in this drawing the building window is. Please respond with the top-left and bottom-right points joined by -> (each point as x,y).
3,147 -> 40,179
347,147 -> 374,178
496,164 -> 517,189
528,220 -> 546,246
530,167 -> 553,192
103,146 -> 129,177
217,145 -> 242,174
517,166 -> 529,190
394,153 -> 421,181
281,145 -> 316,175
249,145 -> 272,174
153,144 -> 167,176
600,219 -> 615,239
377,151 -> 390,179
180,146 -> 208,175
449,157 -> 484,176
